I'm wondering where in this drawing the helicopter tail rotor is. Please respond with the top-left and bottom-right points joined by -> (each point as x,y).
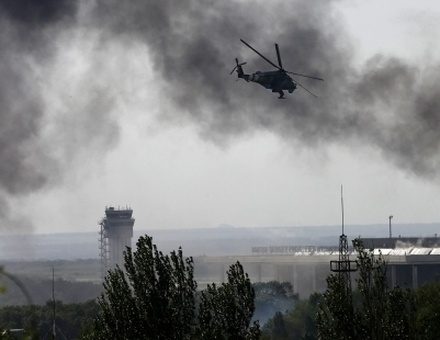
230,58 -> 247,75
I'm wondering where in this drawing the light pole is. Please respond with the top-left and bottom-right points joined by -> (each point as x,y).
389,215 -> 393,238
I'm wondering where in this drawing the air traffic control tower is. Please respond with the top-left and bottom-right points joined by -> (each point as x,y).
99,206 -> 135,278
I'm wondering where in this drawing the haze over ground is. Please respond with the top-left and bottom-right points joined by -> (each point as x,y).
0,1 -> 440,235
0,222 -> 439,261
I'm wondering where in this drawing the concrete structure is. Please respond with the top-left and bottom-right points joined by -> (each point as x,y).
99,206 -> 135,278
361,236 -> 440,249
196,244 -> 440,298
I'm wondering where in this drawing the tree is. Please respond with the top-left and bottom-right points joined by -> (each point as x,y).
91,235 -> 259,339
316,273 -> 356,340
285,292 -> 322,340
197,262 -> 260,339
93,235 -> 197,339
261,311 -> 288,340
414,281 -> 440,339
253,281 -> 298,325
317,238 -> 416,340
0,300 -> 99,339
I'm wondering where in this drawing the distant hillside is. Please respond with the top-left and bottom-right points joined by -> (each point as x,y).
0,223 -> 439,261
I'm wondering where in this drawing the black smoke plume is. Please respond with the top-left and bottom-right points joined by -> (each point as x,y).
1,0 -> 439,228
0,0 -> 119,229
90,0 -> 440,178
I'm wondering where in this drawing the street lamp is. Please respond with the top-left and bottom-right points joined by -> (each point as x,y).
389,215 -> 393,238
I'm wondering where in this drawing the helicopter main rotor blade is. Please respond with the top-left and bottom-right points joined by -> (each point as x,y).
286,71 -> 324,81
275,43 -> 283,69
229,58 -> 238,74
241,39 -> 324,80
291,76 -> 318,98
240,39 -> 282,71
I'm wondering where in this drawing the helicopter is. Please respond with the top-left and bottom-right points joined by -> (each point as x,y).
230,39 -> 324,99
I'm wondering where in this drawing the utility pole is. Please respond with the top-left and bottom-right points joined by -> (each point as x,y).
48,268 -> 68,340
52,267 -> 56,340
389,215 -> 393,238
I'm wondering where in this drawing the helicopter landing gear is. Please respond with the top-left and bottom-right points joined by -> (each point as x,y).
278,90 -> 285,99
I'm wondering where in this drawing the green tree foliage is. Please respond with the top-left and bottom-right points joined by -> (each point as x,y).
262,292 -> 322,340
0,330 -> 17,340
261,311 -> 288,340
253,281 -> 298,324
93,235 -> 197,339
197,262 -> 260,339
287,292 -> 322,339
0,300 -> 99,339
92,235 -> 260,340
317,273 -> 355,339
317,239 -> 416,340
414,281 -> 440,339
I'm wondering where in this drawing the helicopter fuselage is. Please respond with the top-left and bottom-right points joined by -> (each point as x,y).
231,39 -> 323,99
238,68 -> 296,98
249,71 -> 296,92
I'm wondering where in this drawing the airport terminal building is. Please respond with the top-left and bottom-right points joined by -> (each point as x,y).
197,237 -> 440,297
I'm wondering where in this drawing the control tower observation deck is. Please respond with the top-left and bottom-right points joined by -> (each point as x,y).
99,206 -> 135,274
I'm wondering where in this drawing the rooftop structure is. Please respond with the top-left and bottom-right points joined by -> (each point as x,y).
360,236 -> 440,249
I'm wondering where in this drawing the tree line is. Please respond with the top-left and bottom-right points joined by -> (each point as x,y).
262,239 -> 440,339
1,235 -> 440,339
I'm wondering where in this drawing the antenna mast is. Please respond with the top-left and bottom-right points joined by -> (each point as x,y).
330,185 -> 357,293
341,185 -> 345,235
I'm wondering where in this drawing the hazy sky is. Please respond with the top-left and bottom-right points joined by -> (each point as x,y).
1,0 -> 440,234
